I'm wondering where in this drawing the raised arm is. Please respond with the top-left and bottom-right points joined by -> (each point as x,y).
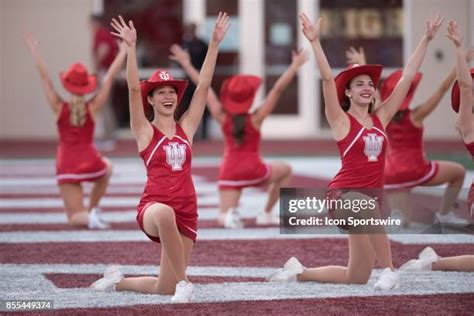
413,48 -> 474,124
252,49 -> 308,126
23,32 -> 63,113
416,48 -> 474,125
169,44 -> 225,124
411,66 -> 456,124
89,41 -> 127,113
180,12 -> 230,140
345,46 -> 366,65
376,13 -> 444,126
111,16 -> 152,147
447,21 -> 474,143
299,13 -> 347,132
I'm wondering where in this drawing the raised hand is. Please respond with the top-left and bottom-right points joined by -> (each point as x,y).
211,12 -> 230,45
345,46 -> 366,65
299,13 -> 321,42
291,49 -> 308,67
169,44 -> 191,65
447,20 -> 463,47
425,12 -> 444,41
23,31 -> 39,53
110,15 -> 137,46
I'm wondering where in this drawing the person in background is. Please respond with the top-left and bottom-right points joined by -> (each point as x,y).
24,32 -> 126,229
176,22 -> 210,140
90,13 -> 120,151
170,44 -> 307,228
401,22 -> 474,274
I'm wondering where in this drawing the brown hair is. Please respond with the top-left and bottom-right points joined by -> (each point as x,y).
391,110 -> 408,123
231,114 -> 247,146
69,95 -> 86,127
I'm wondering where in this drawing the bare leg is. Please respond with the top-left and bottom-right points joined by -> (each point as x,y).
365,198 -> 394,269
88,158 -> 113,210
297,234 -> 375,284
218,189 -> 241,225
116,233 -> 194,294
432,255 -> 474,272
368,233 -> 394,269
344,192 -> 395,270
424,161 -> 465,214
386,190 -> 411,226
59,183 -> 88,227
263,162 -> 292,214
143,203 -> 187,281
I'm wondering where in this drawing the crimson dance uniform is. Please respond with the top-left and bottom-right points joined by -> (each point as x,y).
56,102 -> 107,184
218,114 -> 271,189
137,124 -> 197,243
327,113 -> 388,207
384,110 -> 438,189
464,142 -> 474,211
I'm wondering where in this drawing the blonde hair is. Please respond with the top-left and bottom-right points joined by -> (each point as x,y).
69,95 -> 87,127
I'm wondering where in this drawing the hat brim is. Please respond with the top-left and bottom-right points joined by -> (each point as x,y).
380,69 -> 422,111
60,73 -> 97,95
221,75 -> 262,115
335,65 -> 383,104
140,79 -> 189,113
451,68 -> 474,113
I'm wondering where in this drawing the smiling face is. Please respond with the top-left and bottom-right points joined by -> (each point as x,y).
345,74 -> 376,107
147,85 -> 178,117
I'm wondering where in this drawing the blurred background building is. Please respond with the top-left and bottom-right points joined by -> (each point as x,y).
1,0 -> 473,140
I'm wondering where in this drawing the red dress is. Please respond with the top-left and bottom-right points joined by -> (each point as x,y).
384,110 -> 438,189
328,113 -> 388,203
218,114 -> 271,189
137,124 -> 197,243
464,142 -> 474,212
56,103 -> 107,184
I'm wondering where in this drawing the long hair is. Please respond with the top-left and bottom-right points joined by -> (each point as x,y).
231,114 -> 247,146
391,110 -> 408,123
69,95 -> 87,127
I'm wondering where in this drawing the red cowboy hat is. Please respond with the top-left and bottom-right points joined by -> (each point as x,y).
60,62 -> 97,95
451,67 -> 474,113
335,64 -> 383,104
140,69 -> 188,112
380,69 -> 422,111
220,75 -> 262,114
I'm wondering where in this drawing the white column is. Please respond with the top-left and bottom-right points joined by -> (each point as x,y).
470,0 -> 474,47
298,0 -> 319,137
402,0 -> 413,65
183,0 -> 206,36
239,0 -> 264,75
239,0 -> 265,110
91,0 -> 103,14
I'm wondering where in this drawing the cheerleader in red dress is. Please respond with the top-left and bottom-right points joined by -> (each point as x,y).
24,32 -> 126,229
267,12 -> 443,289
382,69 -> 468,227
170,44 -> 307,228
90,14 -> 229,304
399,22 -> 474,273
449,22 -> 474,222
